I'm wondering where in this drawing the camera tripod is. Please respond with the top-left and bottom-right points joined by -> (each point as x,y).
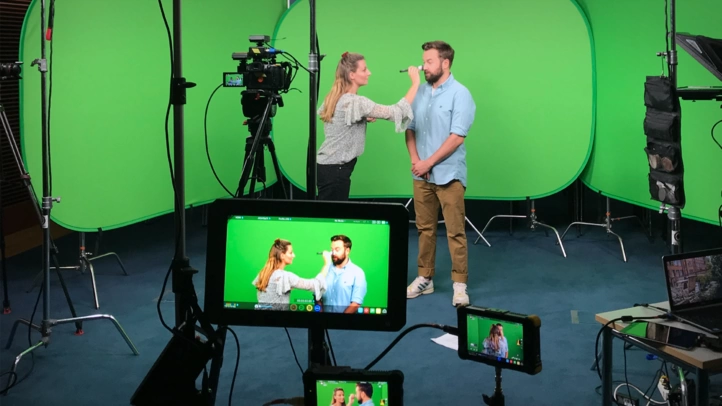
482,366 -> 505,406
235,89 -> 287,199
3,1 -> 138,394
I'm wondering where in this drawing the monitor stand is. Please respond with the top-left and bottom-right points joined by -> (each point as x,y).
308,327 -> 332,367
482,366 -> 505,406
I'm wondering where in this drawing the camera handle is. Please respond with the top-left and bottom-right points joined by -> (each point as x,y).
482,366 -> 505,406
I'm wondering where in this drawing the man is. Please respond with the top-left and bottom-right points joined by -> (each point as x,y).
348,382 -> 374,406
320,235 -> 367,313
405,40 -> 476,307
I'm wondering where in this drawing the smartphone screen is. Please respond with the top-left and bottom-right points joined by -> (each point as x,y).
621,321 -> 700,349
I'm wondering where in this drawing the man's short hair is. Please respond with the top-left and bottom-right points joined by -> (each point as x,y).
422,40 -> 455,67
331,234 -> 352,250
357,382 -> 373,398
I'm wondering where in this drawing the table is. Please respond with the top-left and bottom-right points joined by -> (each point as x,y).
596,301 -> 722,405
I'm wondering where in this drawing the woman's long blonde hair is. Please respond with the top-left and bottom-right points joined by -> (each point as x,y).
319,52 -> 365,123
255,238 -> 291,292
487,325 -> 501,352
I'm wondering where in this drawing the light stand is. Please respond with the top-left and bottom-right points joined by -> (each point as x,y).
1,94 -> 84,323
26,230 -> 130,309
475,198 -> 567,258
560,194 -> 649,262
3,0 -> 139,393
306,0 -> 318,200
130,0 -> 226,404
304,0 -> 334,370
308,327 -> 332,368
663,0 -> 683,255
482,366 -> 505,406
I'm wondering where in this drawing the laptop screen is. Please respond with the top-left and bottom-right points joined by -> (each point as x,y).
664,249 -> 722,311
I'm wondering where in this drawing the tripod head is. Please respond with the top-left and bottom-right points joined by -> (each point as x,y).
241,89 -> 283,140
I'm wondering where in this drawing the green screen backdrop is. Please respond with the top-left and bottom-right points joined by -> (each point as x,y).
223,217 -> 390,309
271,0 -> 595,199
577,0 -> 722,225
20,0 -> 285,231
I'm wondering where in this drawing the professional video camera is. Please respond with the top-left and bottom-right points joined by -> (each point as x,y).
224,35 -> 292,94
225,35 -> 295,198
0,61 -> 22,80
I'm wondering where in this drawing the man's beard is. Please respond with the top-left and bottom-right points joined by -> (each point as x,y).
332,254 -> 346,266
425,68 -> 443,85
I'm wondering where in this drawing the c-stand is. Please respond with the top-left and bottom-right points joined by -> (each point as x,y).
482,366 -> 505,406
235,89 -> 286,199
3,0 -> 138,394
0,98 -> 82,325
130,1 -> 227,404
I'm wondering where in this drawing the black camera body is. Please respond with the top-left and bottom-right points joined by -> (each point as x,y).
224,35 -> 291,93
0,61 -> 22,81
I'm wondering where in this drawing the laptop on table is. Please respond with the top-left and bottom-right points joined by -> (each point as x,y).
663,248 -> 722,335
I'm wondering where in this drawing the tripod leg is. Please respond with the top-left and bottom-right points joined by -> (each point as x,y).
249,144 -> 262,196
267,140 -> 288,199
237,137 -> 256,198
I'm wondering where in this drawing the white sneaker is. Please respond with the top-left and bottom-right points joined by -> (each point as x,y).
407,276 -> 434,299
453,282 -> 470,307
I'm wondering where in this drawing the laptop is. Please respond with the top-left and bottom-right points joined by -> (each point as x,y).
662,248 -> 722,335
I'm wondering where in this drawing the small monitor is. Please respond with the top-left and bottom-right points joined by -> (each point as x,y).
303,366 -> 404,406
223,72 -> 244,87
204,198 -> 408,331
457,306 -> 542,375
676,33 -> 722,82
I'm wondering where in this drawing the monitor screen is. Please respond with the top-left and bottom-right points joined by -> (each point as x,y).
465,314 -> 525,367
664,250 -> 722,309
204,198 -> 408,331
223,215 -> 390,314
223,72 -> 244,87
314,380 -> 390,406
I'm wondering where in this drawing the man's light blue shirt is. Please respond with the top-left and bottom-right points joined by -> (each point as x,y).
359,400 -> 375,406
322,259 -> 367,313
408,73 -> 476,187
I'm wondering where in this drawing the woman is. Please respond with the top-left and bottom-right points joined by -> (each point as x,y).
330,387 -> 346,406
316,51 -> 421,201
483,325 -> 503,357
496,323 -> 509,358
252,239 -> 330,310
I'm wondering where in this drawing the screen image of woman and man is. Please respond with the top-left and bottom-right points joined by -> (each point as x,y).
222,215 -> 391,314
466,315 -> 525,366
316,380 -> 389,406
